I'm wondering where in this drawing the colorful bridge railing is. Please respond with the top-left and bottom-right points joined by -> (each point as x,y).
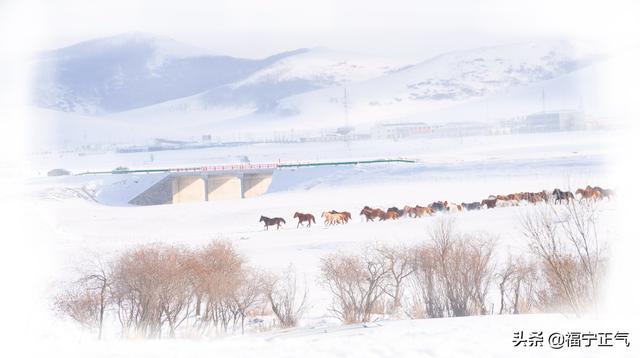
75,158 -> 416,176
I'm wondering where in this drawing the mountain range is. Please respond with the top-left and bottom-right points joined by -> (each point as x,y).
29,32 -> 607,147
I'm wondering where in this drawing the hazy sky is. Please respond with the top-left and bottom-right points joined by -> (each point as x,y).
0,0 -> 629,60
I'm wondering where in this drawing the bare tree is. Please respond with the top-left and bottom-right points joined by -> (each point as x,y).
110,244 -> 194,338
54,255 -> 112,339
555,199 -> 606,308
156,246 -> 192,338
376,245 -> 415,315
496,255 -> 538,314
406,243 -> 446,318
231,269 -> 263,334
184,240 -> 246,336
320,251 -> 390,323
261,265 -> 308,328
407,219 -> 496,318
520,201 -> 607,314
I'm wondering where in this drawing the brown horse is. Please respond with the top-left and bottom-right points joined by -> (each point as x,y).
481,198 -> 497,209
259,216 -> 286,230
335,211 -> 352,223
360,206 -> 385,222
293,212 -> 315,228
322,211 -> 350,225
592,186 -> 615,200
403,205 -> 417,218
414,205 -> 434,217
381,210 -> 400,220
576,188 -> 601,201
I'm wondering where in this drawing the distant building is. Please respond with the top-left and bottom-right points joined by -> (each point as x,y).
522,110 -> 586,132
371,122 -> 432,139
430,121 -> 493,137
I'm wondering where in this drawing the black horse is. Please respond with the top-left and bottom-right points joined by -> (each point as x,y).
259,215 -> 286,230
462,202 -> 482,211
552,189 -> 575,204
387,206 -> 405,217
429,201 -> 446,212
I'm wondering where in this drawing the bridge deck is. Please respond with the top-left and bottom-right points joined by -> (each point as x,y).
77,158 -> 416,176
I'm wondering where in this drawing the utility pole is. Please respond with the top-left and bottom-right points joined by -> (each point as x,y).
343,87 -> 351,152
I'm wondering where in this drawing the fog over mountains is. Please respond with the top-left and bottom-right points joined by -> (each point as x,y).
29,32 -> 607,146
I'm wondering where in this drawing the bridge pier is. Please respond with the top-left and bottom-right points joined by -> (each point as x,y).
129,169 -> 274,205
241,173 -> 274,198
172,176 -> 206,203
208,175 -> 242,200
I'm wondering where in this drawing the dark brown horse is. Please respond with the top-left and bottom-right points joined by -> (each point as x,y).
259,215 -> 286,230
360,206 -> 386,222
552,189 -> 575,204
293,212 -> 315,228
333,210 -> 352,223
592,186 -> 615,200
414,205 -> 434,217
481,198 -> 497,209
576,188 -> 601,201
381,210 -> 400,220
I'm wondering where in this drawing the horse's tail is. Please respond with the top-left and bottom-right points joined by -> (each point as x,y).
311,215 -> 316,223
281,218 -> 286,224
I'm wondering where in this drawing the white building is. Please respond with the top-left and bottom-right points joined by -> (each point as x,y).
371,122 -> 432,139
522,110 -> 586,132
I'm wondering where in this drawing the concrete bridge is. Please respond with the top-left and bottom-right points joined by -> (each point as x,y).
128,164 -> 276,205
78,159 -> 416,206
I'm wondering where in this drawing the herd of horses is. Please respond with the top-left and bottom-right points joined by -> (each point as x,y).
258,185 -> 614,230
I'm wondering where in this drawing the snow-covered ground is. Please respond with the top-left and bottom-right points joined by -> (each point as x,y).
27,130 -> 612,174
30,314 -> 636,358
19,129 -> 632,357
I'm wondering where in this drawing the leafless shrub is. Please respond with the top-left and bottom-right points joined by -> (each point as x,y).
54,284 -> 104,332
111,244 -> 164,338
520,200 -> 607,314
55,240 -> 296,338
230,268 -> 263,334
319,250 -> 389,323
407,218 -> 496,318
376,245 -> 415,315
53,256 -> 111,339
496,255 -> 538,314
405,244 -> 445,319
184,241 -> 244,336
261,265 -> 308,328
156,246 -> 193,337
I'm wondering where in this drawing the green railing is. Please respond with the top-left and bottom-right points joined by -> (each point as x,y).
75,158 -> 416,176
277,158 -> 415,168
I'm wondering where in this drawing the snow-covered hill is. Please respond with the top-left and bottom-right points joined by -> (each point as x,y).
110,40 -> 601,133
240,41 -> 600,129
30,36 -> 608,147
31,32 -> 306,115
204,47 -> 405,110
103,47 -> 407,127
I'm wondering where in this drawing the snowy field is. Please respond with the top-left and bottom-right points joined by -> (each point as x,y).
30,314 -> 635,358
22,130 -> 631,357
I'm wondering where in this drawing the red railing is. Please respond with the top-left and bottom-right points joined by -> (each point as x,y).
169,163 -> 279,173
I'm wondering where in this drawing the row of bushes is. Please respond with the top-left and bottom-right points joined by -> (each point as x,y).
54,241 -> 307,339
55,200 -> 606,338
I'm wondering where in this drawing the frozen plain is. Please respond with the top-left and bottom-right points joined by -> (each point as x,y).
22,130 -> 633,357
